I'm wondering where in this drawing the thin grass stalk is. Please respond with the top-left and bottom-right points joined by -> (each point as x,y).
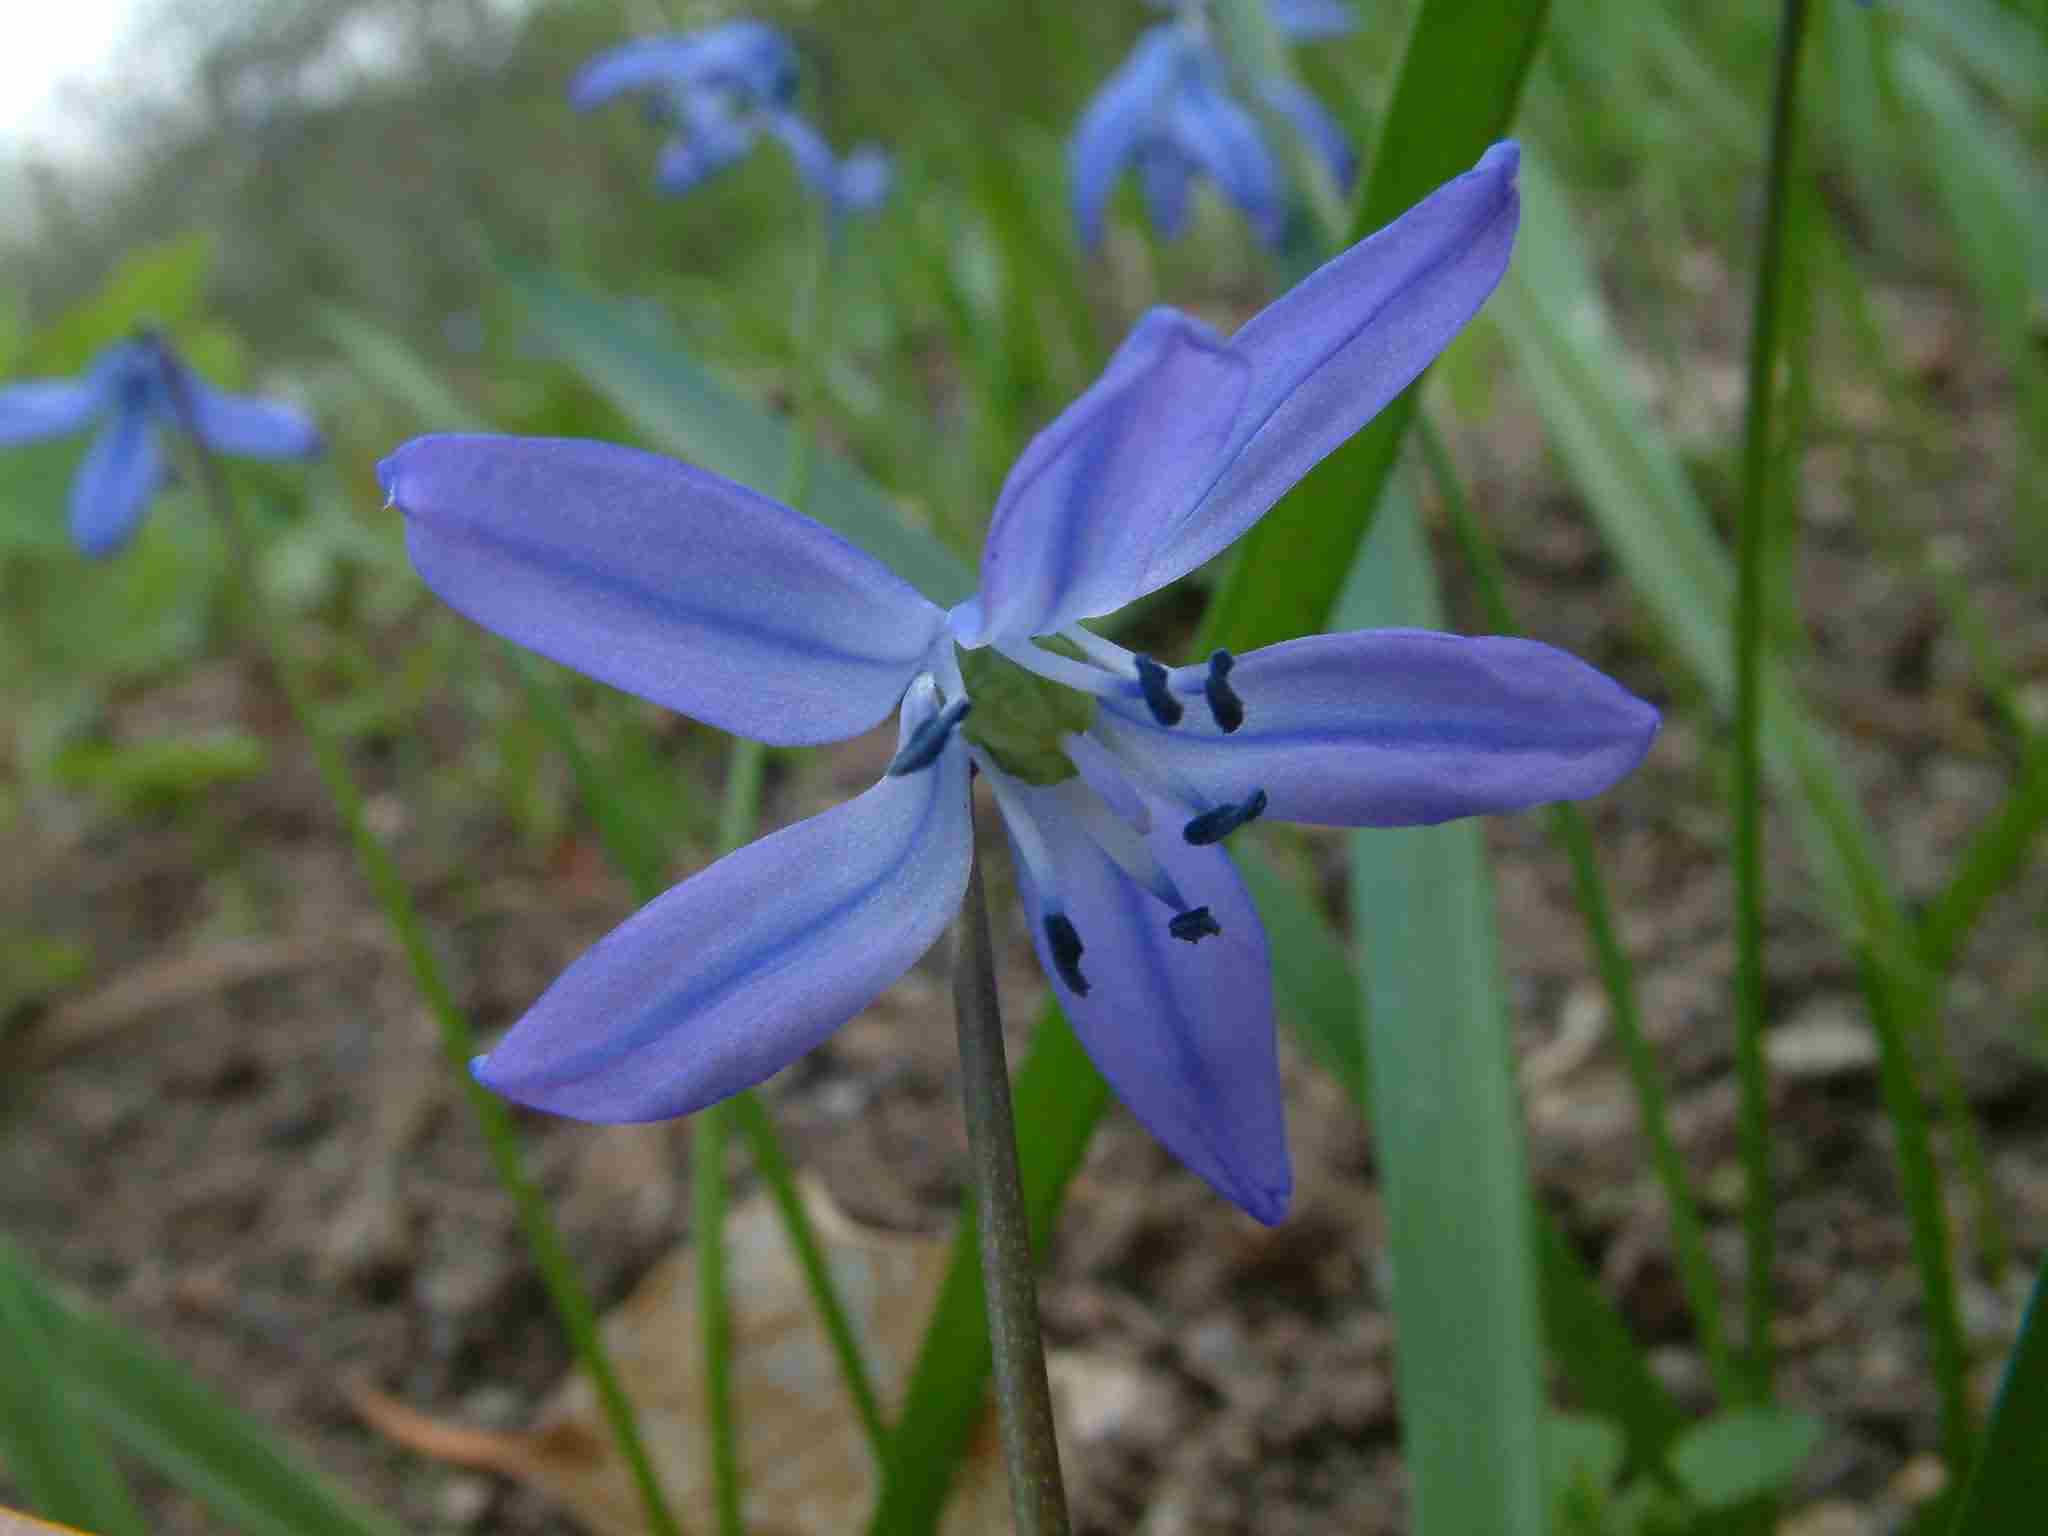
1731,0 -> 1814,1402
953,841 -> 1071,1536
503,656 -> 891,1459
157,364 -> 684,1536
1857,948 -> 1978,1475
694,1097 -> 742,1536
689,200 -> 849,1523
1421,417 -> 1739,1404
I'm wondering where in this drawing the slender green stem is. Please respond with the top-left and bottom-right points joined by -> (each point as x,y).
1422,417 -> 1740,1405
953,844 -> 1070,1535
156,355 -> 683,1536
1731,0 -> 1812,1403
694,1100 -> 742,1536
1858,949 -> 1977,1474
731,1092 -> 893,1449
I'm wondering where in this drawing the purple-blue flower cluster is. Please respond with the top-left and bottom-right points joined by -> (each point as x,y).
0,333 -> 322,557
574,22 -> 891,215
1073,0 -> 1358,249
381,143 -> 1658,1224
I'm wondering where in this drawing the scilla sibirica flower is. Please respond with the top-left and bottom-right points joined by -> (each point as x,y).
574,22 -> 890,214
382,143 -> 1655,1224
0,332 -> 322,558
1074,0 -> 1357,250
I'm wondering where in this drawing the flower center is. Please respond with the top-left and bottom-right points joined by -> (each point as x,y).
956,639 -> 1098,786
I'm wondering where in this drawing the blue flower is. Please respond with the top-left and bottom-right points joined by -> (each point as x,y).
1073,4 -> 1357,250
573,24 -> 889,215
381,144 -> 1655,1224
0,333 -> 322,558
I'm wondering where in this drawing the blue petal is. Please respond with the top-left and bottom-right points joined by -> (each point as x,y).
69,404 -> 165,558
475,683 -> 972,1122
1265,0 -> 1359,39
959,309 -> 1249,647
763,110 -> 840,202
1069,24 -> 1191,250
1143,141 -> 1522,591
570,24 -> 800,112
999,778 -> 1290,1224
0,379 -> 107,447
656,113 -> 756,195
1165,72 -> 1285,247
383,435 -> 947,744
186,378 -> 323,460
834,145 -> 893,214
1137,143 -> 1194,238
1091,628 -> 1659,828
1259,76 -> 1356,191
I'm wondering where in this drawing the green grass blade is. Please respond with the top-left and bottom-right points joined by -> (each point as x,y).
1339,483 -> 1547,1536
0,1239 -> 398,1536
1194,0 -> 1551,658
1728,0 -> 1817,1403
1243,832 -> 1689,1475
313,306 -> 485,431
693,1102 -> 743,1536
1950,1255 -> 2048,1534
501,263 -> 972,604
1891,41 -> 2048,576
1532,1218 -> 1690,1477
1860,950 -> 1979,1475
1919,736 -> 2048,978
1423,417 -> 1738,1404
0,1242 -> 148,1536
866,1006 -> 1110,1536
224,563 -> 682,1536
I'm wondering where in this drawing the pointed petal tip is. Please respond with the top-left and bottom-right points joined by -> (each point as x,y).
1234,1173 -> 1292,1227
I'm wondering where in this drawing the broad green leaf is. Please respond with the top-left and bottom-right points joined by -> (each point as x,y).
0,1243 -> 146,1536
1951,1256 -> 2048,1535
1340,484 -> 1547,1536
1667,1407 -> 1825,1510
501,264 -> 972,605
0,1239 -> 394,1536
1196,0 -> 1551,658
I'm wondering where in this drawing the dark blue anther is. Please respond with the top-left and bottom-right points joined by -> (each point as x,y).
886,698 -> 971,777
1169,906 -> 1221,943
1202,650 -> 1244,733
1134,653 -> 1183,727
1043,913 -> 1090,996
1182,787 -> 1268,846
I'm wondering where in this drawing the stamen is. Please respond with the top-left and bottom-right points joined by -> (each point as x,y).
1044,913 -> 1090,996
1134,653 -> 1184,727
1202,650 -> 1244,733
1169,907 -> 1221,943
1183,787 -> 1268,845
886,698 -> 971,776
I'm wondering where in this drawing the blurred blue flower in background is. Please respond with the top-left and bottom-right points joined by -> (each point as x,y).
574,22 -> 889,214
0,333 -> 322,558
1075,0 -> 1357,249
382,144 -> 1655,1224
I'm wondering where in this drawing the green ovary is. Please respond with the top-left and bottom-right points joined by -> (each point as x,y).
956,640 -> 1098,786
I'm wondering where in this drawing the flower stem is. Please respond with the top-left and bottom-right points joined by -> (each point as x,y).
1732,0 -> 1812,1404
952,838 -> 1070,1535
157,372 -> 683,1536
